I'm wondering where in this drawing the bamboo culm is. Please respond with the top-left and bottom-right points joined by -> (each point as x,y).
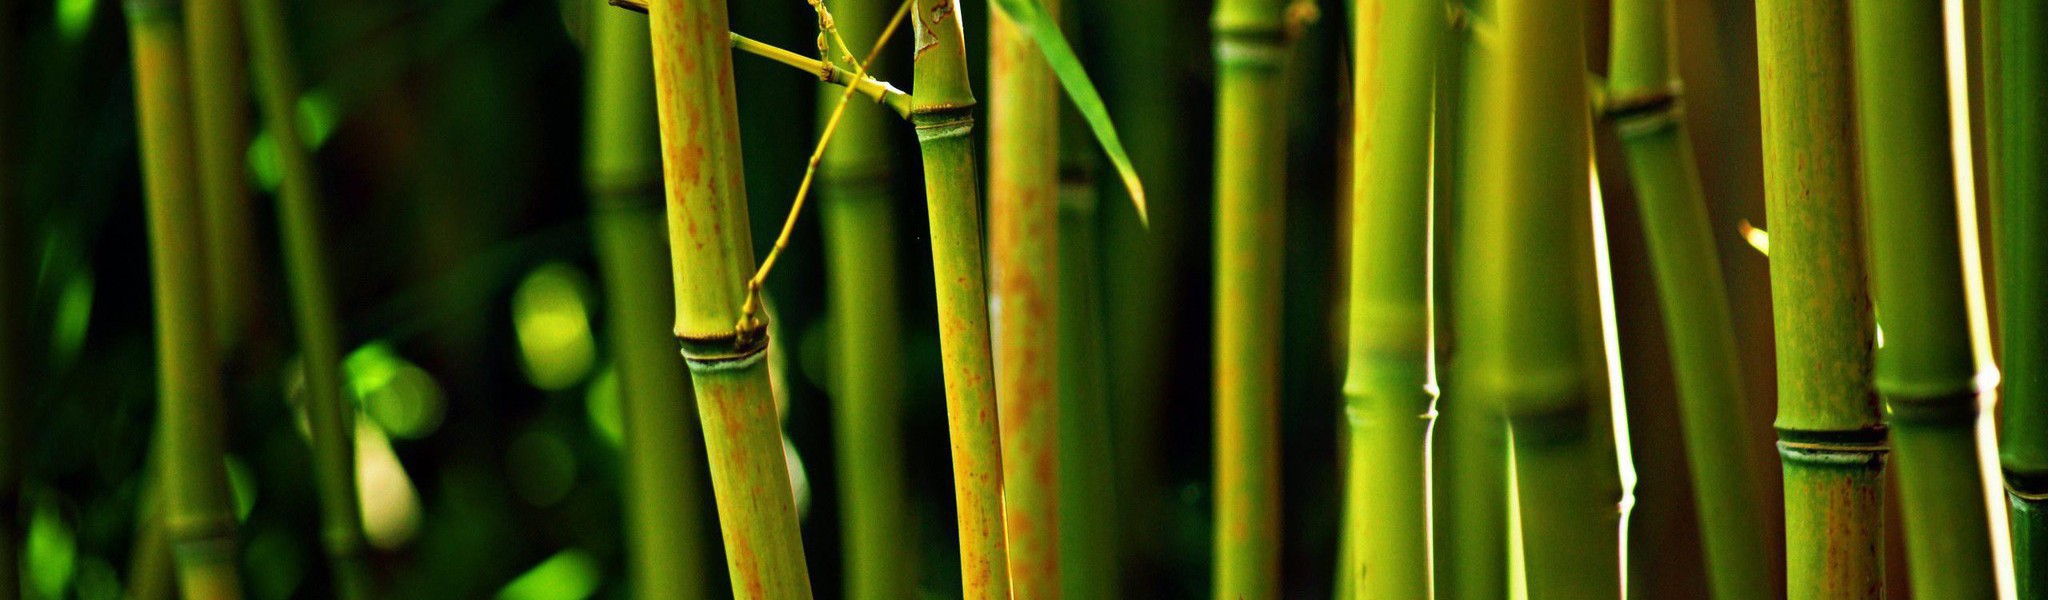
647,0 -> 814,595
815,0 -> 912,597
185,0 -> 259,352
1460,0 -> 1624,596
988,0 -> 1061,595
1054,56 -> 1119,600
124,0 -> 246,596
585,3 -> 712,598
1755,0 -> 1886,597
909,0 -> 1010,596
1337,0 -> 1436,595
1603,0 -> 1769,597
1995,0 -> 2048,593
1849,0 -> 2009,596
239,0 -> 373,594
1209,0 -> 1290,594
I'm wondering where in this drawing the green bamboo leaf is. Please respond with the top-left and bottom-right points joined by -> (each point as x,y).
988,0 -> 1148,224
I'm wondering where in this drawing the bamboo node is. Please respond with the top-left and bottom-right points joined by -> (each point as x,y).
607,0 -> 648,14
1775,427 -> 1889,467
912,107 -> 975,141
1601,84 -> 1684,137
2006,470 -> 2048,501
676,326 -> 770,370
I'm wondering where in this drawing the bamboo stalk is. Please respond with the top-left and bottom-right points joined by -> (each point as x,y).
1459,0 -> 1622,596
814,1 -> 911,599
1995,0 -> 2048,592
1850,1 -> 2009,597
1054,71 -> 1118,600
1602,0 -> 1768,597
238,0 -> 371,595
124,1 -> 245,596
988,0 -> 1060,595
1337,0 -> 1435,595
1755,0 -> 1885,597
585,4 -> 711,599
809,3 -> 913,600
184,0 -> 259,353
1210,0 -> 1291,594
907,1 -> 1010,597
1433,3 -> 1511,597
646,0 -> 813,596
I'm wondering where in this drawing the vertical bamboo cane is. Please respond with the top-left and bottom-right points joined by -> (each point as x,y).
184,0 -> 258,352
239,0 -> 371,595
647,0 -> 814,596
1433,2 -> 1511,597
816,0 -> 910,598
1603,0 -> 1768,597
988,0 -> 1060,595
1850,1 -> 2009,597
586,5 -> 711,599
124,0 -> 245,596
1210,0 -> 1290,594
1337,0 -> 1436,595
908,1 -> 1010,597
1459,0 -> 1622,596
1055,75 -> 1118,600
1756,0 -> 1885,596
1995,0 -> 2048,593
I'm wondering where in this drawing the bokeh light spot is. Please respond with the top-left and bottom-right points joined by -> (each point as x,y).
357,422 -> 424,549
345,342 -> 447,439
25,497 -> 75,599
56,0 -> 94,43
506,429 -> 578,507
512,263 -> 598,391
496,549 -> 599,600
51,271 -> 92,369
225,455 -> 257,522
584,366 -> 623,449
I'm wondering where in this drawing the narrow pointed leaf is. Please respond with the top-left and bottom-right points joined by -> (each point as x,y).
989,0 -> 1148,224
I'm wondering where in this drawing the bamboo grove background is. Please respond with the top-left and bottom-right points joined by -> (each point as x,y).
0,0 -> 2039,597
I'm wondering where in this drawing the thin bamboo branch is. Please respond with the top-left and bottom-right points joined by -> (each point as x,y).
239,0 -> 372,594
1210,0 -> 1292,593
909,0 -> 1011,595
1601,0 -> 1768,597
1850,0 -> 2009,596
988,0 -> 1061,594
1337,0 -> 1436,595
584,2 -> 711,598
1995,0 -> 2048,593
1754,0 -> 1885,597
647,0 -> 814,595
124,0 -> 245,596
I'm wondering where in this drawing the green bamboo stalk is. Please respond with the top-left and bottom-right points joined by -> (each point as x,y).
1850,2 -> 2009,597
1459,0 -> 1622,596
1602,0 -> 1768,597
127,442 -> 175,600
988,0 -> 1060,596
907,1 -> 1010,597
1210,0 -> 1290,594
647,0 -> 813,596
1055,72 -> 1118,600
1755,0 -> 1885,597
585,5 -> 711,599
184,0 -> 259,353
239,0 -> 371,595
1433,3 -> 1511,597
124,1 -> 245,596
1994,0 -> 2048,593
1337,0 -> 1435,595
814,1 -> 911,599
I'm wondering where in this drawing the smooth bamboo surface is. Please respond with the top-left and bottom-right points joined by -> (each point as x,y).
1055,92 -> 1118,600
1604,0 -> 1768,597
124,1 -> 245,596
910,1 -> 1010,596
1338,0 -> 1435,595
988,0 -> 1061,595
1849,1 -> 2007,597
1755,0 -> 1886,596
647,0 -> 814,595
1995,0 -> 2048,593
816,0 -> 909,597
585,4 -> 710,599
240,0 -> 371,594
1210,0 -> 1290,595
1460,0 -> 1623,596
184,0 -> 258,352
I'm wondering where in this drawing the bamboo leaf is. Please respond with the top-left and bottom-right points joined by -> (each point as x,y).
988,0 -> 1148,224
